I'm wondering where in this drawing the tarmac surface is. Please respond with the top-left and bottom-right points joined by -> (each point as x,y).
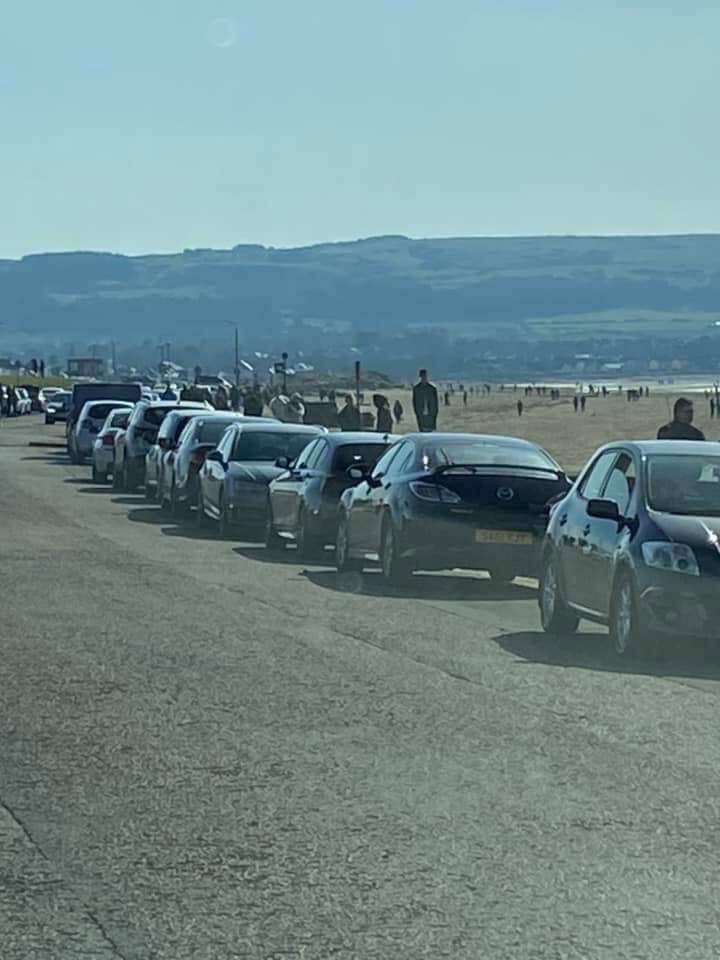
3,415 -> 720,959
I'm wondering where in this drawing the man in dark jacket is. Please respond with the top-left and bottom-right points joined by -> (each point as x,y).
657,397 -> 705,440
412,369 -> 439,432
373,394 -> 393,433
338,394 -> 361,431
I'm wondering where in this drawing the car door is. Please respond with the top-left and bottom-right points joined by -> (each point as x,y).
204,430 -> 234,515
364,441 -> 416,553
350,443 -> 404,553
559,450 -> 617,609
581,451 -> 637,617
271,439 -> 320,531
295,439 -> 332,531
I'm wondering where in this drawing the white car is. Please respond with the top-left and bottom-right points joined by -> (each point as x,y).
38,387 -> 63,412
70,399 -> 135,463
92,407 -> 133,484
14,388 -> 32,415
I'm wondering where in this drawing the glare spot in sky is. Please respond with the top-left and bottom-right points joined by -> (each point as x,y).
207,17 -> 237,49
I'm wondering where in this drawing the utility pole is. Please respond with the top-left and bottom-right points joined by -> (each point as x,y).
355,359 -> 361,412
282,352 -> 288,394
234,326 -> 240,391
111,341 -> 117,376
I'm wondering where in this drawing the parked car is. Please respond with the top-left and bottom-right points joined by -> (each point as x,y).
69,400 -> 135,463
45,390 -> 72,424
145,409 -> 207,502
0,385 -> 9,417
67,383 -> 143,461
539,440 -> 720,657
19,384 -> 43,411
14,388 -> 33,415
91,408 -> 133,484
267,431 -> 396,557
197,422 -> 323,537
38,387 -> 63,412
335,432 -> 570,585
163,413 -> 268,514
113,400 -> 210,492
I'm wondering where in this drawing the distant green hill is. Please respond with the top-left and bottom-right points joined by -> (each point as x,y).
3,234 -> 720,349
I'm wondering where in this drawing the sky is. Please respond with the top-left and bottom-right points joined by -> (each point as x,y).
2,0 -> 719,258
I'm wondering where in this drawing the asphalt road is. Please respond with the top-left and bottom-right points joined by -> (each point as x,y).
3,415 -> 720,959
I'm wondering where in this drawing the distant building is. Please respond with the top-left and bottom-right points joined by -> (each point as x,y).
67,357 -> 106,378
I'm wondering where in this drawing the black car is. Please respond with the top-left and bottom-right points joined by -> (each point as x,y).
336,432 -> 569,584
267,431 -> 396,557
145,409 -> 206,502
540,440 -> 720,656
45,390 -> 72,424
197,422 -> 323,537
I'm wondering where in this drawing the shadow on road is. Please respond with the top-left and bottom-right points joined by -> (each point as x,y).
161,522 -> 222,543
77,486 -> 115,495
22,454 -> 68,465
302,569 -> 536,601
112,496 -> 145,505
497,630 -> 720,681
126,507 -> 167,526
234,545 -> 310,566
63,477 -> 93,485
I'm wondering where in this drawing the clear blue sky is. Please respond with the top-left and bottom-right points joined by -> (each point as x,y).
2,0 -> 719,257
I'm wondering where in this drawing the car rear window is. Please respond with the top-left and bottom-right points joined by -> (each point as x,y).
88,403 -> 122,421
111,411 -> 130,428
233,431 -> 315,462
143,407 -> 172,427
421,440 -> 557,471
332,443 -> 389,472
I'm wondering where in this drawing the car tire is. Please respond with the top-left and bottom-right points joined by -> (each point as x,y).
610,572 -> 654,658
335,514 -> 362,572
539,554 -> 579,635
124,463 -> 138,493
264,500 -> 284,551
112,464 -> 123,490
91,465 -> 104,485
381,520 -> 413,586
296,507 -> 324,560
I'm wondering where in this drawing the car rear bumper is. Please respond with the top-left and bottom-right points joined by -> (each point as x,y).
400,515 -> 543,574
93,449 -> 115,473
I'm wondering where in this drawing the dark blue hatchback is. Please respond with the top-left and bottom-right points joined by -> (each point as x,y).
539,440 -> 720,657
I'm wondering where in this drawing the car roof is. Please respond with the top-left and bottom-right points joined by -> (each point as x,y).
81,399 -> 134,410
323,431 -> 396,446
229,421 -> 321,433
138,400 -> 208,410
595,440 -> 720,457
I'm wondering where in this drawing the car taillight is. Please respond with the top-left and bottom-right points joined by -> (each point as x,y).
102,434 -> 115,446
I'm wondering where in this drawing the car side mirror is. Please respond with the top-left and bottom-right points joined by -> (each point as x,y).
347,465 -> 366,481
275,456 -> 291,469
367,472 -> 382,488
206,449 -> 224,464
587,498 -> 621,522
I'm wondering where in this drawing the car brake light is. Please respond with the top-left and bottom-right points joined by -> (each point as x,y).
102,434 -> 115,446
409,481 -> 461,504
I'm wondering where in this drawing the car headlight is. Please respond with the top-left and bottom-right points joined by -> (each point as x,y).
409,481 -> 461,504
641,541 -> 699,576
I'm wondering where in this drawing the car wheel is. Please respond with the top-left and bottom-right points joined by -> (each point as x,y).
381,520 -> 413,585
170,481 -> 184,517
610,573 -> 653,658
112,464 -> 123,490
296,507 -> 323,560
144,482 -> 155,501
539,554 -> 579,634
124,463 -> 138,493
335,514 -> 362,572
91,465 -> 104,485
264,500 -> 284,551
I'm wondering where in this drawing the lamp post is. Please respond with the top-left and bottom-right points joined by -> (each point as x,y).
224,321 -> 241,410
281,352 -> 288,394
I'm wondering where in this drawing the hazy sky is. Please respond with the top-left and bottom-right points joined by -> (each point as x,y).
2,0 -> 719,257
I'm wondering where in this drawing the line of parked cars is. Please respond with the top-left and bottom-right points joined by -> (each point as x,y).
55,381 -> 720,660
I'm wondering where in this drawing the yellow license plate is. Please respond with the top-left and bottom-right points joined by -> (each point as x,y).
475,529 -> 534,545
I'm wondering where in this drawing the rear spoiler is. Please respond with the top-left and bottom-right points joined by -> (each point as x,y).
432,462 -> 563,476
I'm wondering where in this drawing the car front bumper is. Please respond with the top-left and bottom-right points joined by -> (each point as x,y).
638,578 -> 720,640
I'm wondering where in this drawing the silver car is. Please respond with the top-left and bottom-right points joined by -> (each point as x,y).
92,408 -> 133,484
71,399 -> 135,462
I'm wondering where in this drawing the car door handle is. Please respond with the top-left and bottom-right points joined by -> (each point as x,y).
582,524 -> 591,537
558,513 -> 568,526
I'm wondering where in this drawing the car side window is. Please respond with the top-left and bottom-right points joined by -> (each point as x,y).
217,430 -> 235,460
297,440 -> 320,469
312,441 -> 332,472
386,443 -> 415,477
371,444 -> 402,479
601,452 -> 637,516
578,451 -> 617,500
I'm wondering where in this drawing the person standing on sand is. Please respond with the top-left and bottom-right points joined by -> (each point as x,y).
517,400 -> 523,417
412,369 -> 439,432
657,398 -> 705,440
393,399 -> 403,425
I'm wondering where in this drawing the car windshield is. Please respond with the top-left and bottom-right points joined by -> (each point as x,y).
87,403 -> 124,421
647,454 -> 720,516
111,412 -> 129,428
333,443 -> 390,472
421,440 -> 557,471
233,431 -> 314,462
